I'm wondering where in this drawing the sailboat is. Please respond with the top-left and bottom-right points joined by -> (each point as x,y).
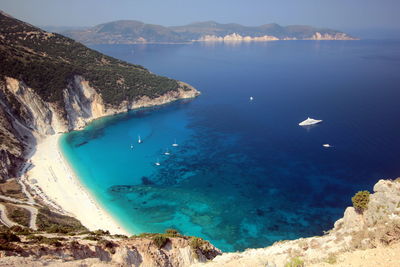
138,135 -> 142,144
172,139 -> 178,147
155,158 -> 161,166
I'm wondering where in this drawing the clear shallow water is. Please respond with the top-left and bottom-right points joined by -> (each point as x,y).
61,40 -> 400,251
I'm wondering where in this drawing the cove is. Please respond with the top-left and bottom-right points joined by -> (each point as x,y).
61,41 -> 400,251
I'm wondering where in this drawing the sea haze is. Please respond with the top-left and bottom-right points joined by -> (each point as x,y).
61,40 -> 400,251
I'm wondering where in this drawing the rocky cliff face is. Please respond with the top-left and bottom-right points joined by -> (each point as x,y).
0,74 -> 199,181
0,234 -> 221,267
197,32 -> 356,42
197,33 -> 279,42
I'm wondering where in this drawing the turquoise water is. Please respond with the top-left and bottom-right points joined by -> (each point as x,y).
61,41 -> 400,251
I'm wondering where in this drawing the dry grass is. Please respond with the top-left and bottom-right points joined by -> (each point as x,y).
0,179 -> 26,200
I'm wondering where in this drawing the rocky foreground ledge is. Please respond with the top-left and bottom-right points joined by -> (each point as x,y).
193,179 -> 400,267
0,178 -> 399,266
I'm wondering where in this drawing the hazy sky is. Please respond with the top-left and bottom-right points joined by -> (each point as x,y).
1,0 -> 399,31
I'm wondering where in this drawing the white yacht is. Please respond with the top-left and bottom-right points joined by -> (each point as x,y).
323,144 -> 332,148
250,96 -> 254,101
298,117 -> 323,126
172,139 -> 179,147
164,149 -> 170,155
155,159 -> 161,166
138,135 -> 142,144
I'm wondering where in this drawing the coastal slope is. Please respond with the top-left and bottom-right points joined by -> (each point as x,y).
62,20 -> 357,44
192,179 -> 400,267
0,10 -> 199,182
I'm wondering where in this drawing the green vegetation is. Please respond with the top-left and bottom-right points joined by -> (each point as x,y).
83,235 -> 102,241
26,235 -> 64,247
352,190 -> 370,213
4,204 -> 30,227
284,257 -> 305,267
0,231 -> 20,242
152,235 -> 169,248
9,225 -> 32,235
165,228 -> 180,236
189,237 -> 206,250
37,207 -> 87,234
0,12 -> 181,107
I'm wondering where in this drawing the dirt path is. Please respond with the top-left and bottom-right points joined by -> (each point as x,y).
0,203 -> 20,228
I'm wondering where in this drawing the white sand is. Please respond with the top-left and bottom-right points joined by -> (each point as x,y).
26,134 -> 130,235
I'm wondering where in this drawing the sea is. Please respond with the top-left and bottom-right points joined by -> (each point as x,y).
60,40 -> 400,252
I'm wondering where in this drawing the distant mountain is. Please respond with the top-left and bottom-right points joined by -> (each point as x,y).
63,20 -> 357,44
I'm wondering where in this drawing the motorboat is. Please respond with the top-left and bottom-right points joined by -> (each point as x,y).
299,117 -> 323,126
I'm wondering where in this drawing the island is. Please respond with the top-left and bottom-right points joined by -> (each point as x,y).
61,20 -> 357,45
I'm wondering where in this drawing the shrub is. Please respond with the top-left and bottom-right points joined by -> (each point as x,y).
0,232 -> 20,243
165,228 -> 179,237
91,229 -> 110,236
352,191 -> 370,213
37,207 -> 87,233
26,235 -> 63,247
189,237 -> 205,250
152,235 -> 169,249
285,257 -> 305,267
326,254 -> 337,264
5,205 -> 30,227
9,225 -> 32,235
83,235 -> 101,241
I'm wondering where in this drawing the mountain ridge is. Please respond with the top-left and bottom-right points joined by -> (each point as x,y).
62,20 -> 358,44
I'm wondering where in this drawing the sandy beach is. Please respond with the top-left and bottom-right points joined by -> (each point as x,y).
25,134 -> 130,235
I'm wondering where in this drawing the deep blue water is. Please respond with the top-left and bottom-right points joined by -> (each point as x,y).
61,41 -> 400,252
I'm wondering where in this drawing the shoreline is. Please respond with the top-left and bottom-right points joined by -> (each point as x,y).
25,133 -> 130,235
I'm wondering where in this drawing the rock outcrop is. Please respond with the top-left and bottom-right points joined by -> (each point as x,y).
192,179 -> 400,267
0,234 -> 221,267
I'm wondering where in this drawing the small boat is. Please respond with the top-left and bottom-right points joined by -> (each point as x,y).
155,158 -> 161,166
130,145 -> 134,149
164,149 -> 170,155
299,117 -> 323,126
250,96 -> 254,101
323,144 -> 332,148
138,135 -> 142,144
172,139 -> 178,147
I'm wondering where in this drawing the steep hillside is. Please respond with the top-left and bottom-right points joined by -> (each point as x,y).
63,20 -> 357,44
0,11 -> 199,181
